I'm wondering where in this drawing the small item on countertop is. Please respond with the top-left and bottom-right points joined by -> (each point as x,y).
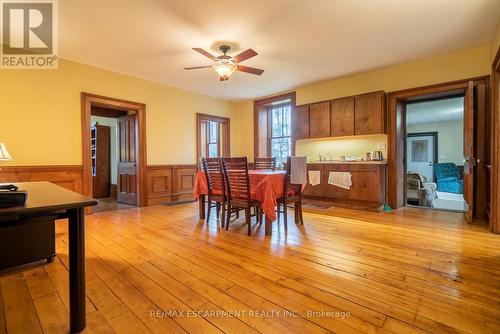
366,152 -> 371,161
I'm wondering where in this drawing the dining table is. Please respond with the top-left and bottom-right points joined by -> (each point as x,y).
193,169 -> 286,236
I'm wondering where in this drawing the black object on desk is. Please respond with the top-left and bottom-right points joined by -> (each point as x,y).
0,183 -> 28,207
0,182 -> 97,333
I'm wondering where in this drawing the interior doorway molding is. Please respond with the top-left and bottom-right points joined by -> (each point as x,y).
81,93 -> 147,207
491,47 -> 500,233
387,76 -> 489,211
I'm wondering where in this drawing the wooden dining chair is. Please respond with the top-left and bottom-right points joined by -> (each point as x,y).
277,156 -> 304,229
222,157 -> 261,236
201,157 -> 226,227
254,157 -> 276,171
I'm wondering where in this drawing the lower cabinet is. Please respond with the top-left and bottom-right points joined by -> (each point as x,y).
303,164 -> 324,196
323,164 -> 349,199
303,163 -> 386,210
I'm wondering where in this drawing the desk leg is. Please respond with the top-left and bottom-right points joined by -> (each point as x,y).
199,195 -> 206,220
265,217 -> 272,236
68,208 -> 86,333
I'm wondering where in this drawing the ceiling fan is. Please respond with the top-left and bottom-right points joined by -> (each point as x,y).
184,45 -> 264,81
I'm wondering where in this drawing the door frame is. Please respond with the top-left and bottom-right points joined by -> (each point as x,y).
81,93 -> 147,207
387,76 -> 488,211
196,113 -> 230,162
491,47 -> 500,233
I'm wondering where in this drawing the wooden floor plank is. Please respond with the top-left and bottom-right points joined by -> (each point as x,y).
1,203 -> 499,334
0,272 -> 43,334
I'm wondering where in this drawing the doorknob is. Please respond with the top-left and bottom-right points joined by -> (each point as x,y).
428,162 -> 433,166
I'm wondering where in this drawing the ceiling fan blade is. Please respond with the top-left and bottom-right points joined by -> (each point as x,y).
237,65 -> 264,75
184,65 -> 212,70
192,48 -> 216,60
233,49 -> 258,63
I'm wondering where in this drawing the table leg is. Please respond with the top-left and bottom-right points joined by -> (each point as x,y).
68,208 -> 86,333
199,195 -> 206,219
265,217 -> 272,236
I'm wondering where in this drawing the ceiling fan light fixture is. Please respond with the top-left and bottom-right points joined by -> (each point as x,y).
213,59 -> 236,80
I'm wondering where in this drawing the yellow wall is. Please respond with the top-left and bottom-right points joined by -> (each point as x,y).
231,44 -> 492,158
0,59 -> 234,166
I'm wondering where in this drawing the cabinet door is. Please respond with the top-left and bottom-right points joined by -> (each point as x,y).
323,164 -> 349,199
309,102 -> 330,138
354,92 -> 385,135
303,164 -> 324,196
348,171 -> 379,202
292,105 -> 310,140
330,97 -> 354,136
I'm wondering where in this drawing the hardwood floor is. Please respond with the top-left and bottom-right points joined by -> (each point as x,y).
1,203 -> 499,334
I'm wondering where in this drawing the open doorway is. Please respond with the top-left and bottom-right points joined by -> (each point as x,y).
388,78 -> 489,223
81,93 -> 147,212
405,96 -> 466,211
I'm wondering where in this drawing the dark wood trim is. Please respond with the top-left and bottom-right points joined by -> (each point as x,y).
90,106 -> 128,118
81,93 -> 147,208
491,47 -> 500,233
0,165 -> 83,193
387,76 -> 489,210
196,113 -> 230,161
254,92 -> 296,157
406,132 -> 439,164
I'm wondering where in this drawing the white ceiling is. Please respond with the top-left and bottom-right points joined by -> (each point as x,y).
406,97 -> 464,124
59,0 -> 500,101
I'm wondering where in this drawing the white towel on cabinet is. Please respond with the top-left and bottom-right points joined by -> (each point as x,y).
328,172 -> 352,189
308,171 -> 321,186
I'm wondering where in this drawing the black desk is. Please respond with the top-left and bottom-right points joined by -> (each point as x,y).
0,182 -> 97,333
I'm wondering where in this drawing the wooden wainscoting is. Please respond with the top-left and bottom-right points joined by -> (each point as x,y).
0,165 -> 83,193
147,164 -> 197,205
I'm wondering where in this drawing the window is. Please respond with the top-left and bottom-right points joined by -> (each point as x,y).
254,92 -> 296,168
269,103 -> 291,167
196,113 -> 230,161
206,121 -> 219,158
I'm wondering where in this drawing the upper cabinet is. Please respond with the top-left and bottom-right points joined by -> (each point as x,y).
330,97 -> 355,136
309,102 -> 330,138
292,105 -> 310,140
354,91 -> 385,135
291,91 -> 386,141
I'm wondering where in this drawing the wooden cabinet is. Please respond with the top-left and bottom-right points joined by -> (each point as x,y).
303,164 -> 324,196
309,102 -> 330,138
330,97 -> 354,136
303,163 -> 386,210
292,105 -> 310,140
354,92 -> 385,135
323,164 -> 349,199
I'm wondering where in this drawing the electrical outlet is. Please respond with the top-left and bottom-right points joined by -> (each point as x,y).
377,142 -> 386,150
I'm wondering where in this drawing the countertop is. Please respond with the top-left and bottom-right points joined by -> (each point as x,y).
307,160 -> 387,165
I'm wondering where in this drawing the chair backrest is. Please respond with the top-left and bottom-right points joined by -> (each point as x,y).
201,157 -> 225,197
284,156 -> 302,198
254,157 -> 276,171
222,157 -> 251,201
434,163 -> 460,180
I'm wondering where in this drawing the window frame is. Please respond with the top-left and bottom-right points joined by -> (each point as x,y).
267,103 -> 292,166
253,92 -> 296,160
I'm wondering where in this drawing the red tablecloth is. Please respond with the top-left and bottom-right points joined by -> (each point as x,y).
194,170 -> 286,221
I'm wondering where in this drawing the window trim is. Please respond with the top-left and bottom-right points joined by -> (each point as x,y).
196,113 -> 230,162
253,92 -> 296,159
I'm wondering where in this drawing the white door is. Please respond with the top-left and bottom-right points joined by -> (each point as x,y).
407,135 -> 435,182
